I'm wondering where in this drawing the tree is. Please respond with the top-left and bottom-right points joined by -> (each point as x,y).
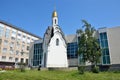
77,20 -> 101,73
77,30 -> 87,74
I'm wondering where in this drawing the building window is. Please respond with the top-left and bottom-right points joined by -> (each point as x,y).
17,33 -> 21,41
17,42 -> 20,49
11,37 -> 16,40
56,38 -> 59,46
16,50 -> 19,55
17,38 -> 21,42
32,39 -> 34,41
0,26 -> 4,37
15,58 -> 18,63
99,32 -> 110,64
27,42 -> 30,44
27,37 -> 30,39
22,41 -> 25,44
12,31 -> 16,35
2,48 -> 7,53
27,37 -> 30,44
21,58 -> 24,63
9,57 -> 13,61
4,40 -> 8,45
5,28 -> 10,38
67,42 -> 78,59
10,42 -> 14,47
27,46 -> 29,51
21,50 -> 24,55
10,49 -> 14,54
23,35 -> 26,38
2,56 -> 6,60
18,33 -> 21,36
22,35 -> 26,42
22,45 -> 25,50
33,43 -> 43,66
55,19 -> 57,24
26,59 -> 28,65
12,31 -> 16,36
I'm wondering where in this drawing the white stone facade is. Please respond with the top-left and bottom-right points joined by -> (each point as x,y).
43,11 -> 68,68
46,28 -> 68,67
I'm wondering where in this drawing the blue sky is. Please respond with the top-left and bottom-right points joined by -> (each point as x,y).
0,0 -> 120,37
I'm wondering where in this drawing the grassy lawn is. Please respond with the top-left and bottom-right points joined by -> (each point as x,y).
0,70 -> 120,80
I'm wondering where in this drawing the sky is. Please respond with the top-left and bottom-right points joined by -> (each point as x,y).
0,0 -> 120,37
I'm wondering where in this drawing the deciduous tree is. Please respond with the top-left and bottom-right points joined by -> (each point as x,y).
77,20 -> 101,73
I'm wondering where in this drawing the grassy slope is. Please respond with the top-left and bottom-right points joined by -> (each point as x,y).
0,70 -> 120,80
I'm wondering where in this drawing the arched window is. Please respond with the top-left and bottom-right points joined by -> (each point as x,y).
55,19 -> 56,24
56,38 -> 59,46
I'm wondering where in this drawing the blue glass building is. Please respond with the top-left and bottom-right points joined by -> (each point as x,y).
67,42 -> 78,59
99,32 -> 110,65
33,43 -> 43,66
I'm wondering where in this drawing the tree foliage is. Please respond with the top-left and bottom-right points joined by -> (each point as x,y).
77,20 -> 101,72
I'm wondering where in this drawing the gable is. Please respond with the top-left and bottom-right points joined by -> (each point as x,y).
43,26 -> 54,46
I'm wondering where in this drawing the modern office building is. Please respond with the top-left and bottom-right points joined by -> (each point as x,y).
29,10 -> 120,70
29,40 -> 43,67
65,34 -> 78,67
98,27 -> 120,70
0,20 -> 41,68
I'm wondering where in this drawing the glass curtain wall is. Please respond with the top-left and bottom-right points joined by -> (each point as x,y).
99,32 -> 110,65
33,43 -> 43,66
67,42 -> 78,59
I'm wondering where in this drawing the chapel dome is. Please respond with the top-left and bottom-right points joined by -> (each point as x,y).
52,10 -> 58,17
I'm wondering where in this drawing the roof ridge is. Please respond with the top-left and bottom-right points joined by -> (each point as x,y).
0,20 -> 41,39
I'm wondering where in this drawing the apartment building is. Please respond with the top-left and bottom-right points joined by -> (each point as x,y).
0,20 -> 41,68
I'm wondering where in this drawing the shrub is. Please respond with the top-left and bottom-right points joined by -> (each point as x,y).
92,66 -> 99,73
18,62 -> 26,72
78,66 -> 85,74
38,65 -> 41,71
113,70 -> 120,73
0,68 -> 2,71
4,66 -> 14,70
20,65 -> 25,72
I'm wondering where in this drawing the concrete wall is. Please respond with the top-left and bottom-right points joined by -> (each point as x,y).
107,27 -> 120,64
68,58 -> 78,67
28,42 -> 34,66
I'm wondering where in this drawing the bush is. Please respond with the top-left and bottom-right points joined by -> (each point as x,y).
18,62 -> 26,72
78,66 -> 85,74
4,66 -> 14,70
113,70 -> 120,73
38,65 -> 41,71
20,65 -> 25,72
0,68 -> 2,71
92,66 -> 99,73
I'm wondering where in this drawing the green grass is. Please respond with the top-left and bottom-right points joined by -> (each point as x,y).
0,70 -> 120,80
